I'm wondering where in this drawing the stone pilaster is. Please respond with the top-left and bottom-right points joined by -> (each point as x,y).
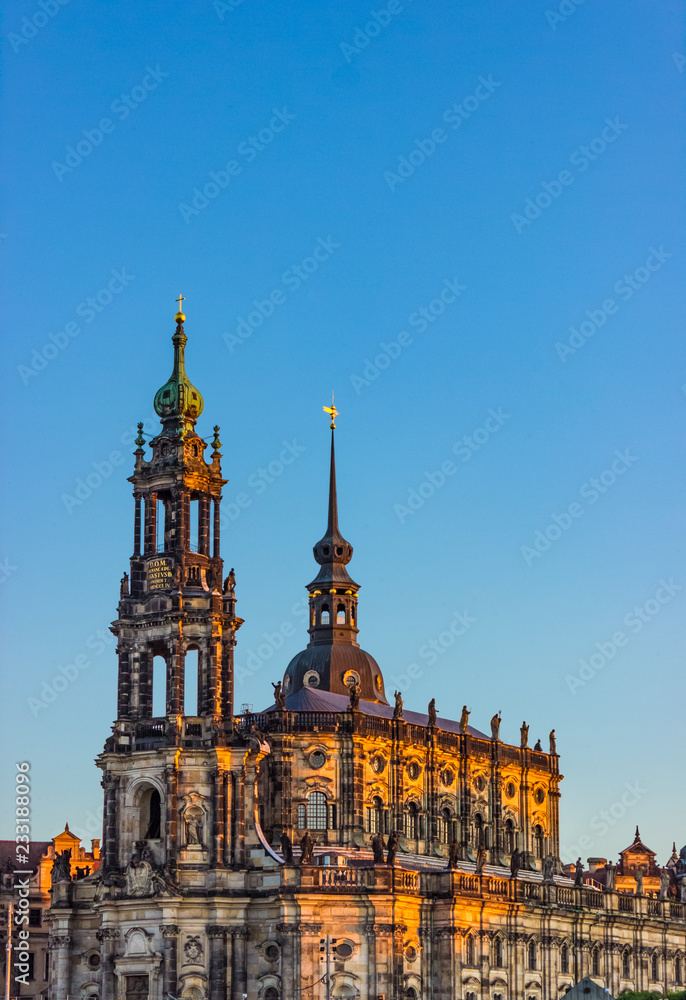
161,925 -> 179,1000
207,926 -> 227,1000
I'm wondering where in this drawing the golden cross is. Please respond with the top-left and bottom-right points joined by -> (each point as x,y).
323,392 -> 339,429
176,293 -> 185,312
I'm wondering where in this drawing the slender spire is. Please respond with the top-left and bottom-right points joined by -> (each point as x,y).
311,398 -> 354,578
326,428 -> 339,536
153,297 -> 204,436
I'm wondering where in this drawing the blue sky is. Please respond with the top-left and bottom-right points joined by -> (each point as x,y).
1,0 -> 684,863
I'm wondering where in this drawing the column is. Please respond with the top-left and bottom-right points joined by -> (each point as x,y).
278,924 -> 297,1000
102,774 -> 120,869
165,765 -> 179,867
144,493 -> 157,555
365,925 -> 378,1000
212,770 -> 224,867
199,496 -> 210,555
117,648 -> 132,719
161,926 -> 179,1000
213,498 -> 221,558
208,927 -> 227,1000
51,935 -> 71,1000
133,494 -> 142,555
230,929 -> 247,1000
222,772 -> 231,867
167,637 -> 184,716
97,929 -> 120,1000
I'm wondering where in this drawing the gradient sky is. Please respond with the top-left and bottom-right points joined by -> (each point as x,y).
1,0 -> 684,864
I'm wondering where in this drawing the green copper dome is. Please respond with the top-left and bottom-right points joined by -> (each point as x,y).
154,317 -> 204,431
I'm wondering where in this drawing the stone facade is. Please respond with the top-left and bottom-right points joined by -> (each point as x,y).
45,309 -> 686,1000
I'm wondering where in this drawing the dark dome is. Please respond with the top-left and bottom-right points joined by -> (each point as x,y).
283,643 -> 388,705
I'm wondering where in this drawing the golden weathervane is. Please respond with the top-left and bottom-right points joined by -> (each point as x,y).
323,393 -> 339,429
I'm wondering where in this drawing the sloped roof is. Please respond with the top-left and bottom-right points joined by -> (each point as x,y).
619,826 -> 656,859
0,840 -> 51,873
262,686 -> 489,739
562,977 -> 613,1000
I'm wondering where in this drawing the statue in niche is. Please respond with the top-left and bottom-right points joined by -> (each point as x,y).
459,705 -> 470,734
427,698 -> 437,727
371,833 -> 386,864
393,691 -> 403,719
386,831 -> 399,866
549,729 -> 557,754
185,811 -> 203,847
520,722 -> 529,748
490,711 -> 501,740
272,681 -> 285,710
299,831 -> 315,865
280,831 -> 293,865
447,841 -> 460,870
120,573 -> 129,597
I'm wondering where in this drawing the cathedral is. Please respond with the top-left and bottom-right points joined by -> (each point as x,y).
44,306 -> 685,1000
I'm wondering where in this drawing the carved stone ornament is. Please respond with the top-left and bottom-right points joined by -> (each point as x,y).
184,936 -> 203,963
125,860 -> 154,897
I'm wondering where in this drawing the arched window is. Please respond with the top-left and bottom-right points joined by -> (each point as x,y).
622,950 -> 631,979
561,943 -> 569,974
297,804 -> 306,828
465,935 -> 474,966
493,937 -> 503,967
143,788 -> 161,839
505,819 -> 515,854
152,654 -> 166,717
675,956 -> 682,984
651,954 -> 659,982
592,947 -> 600,976
306,792 -> 327,830
184,648 -> 199,716
369,796 -> 384,834
528,940 -> 537,970
406,802 -> 419,840
534,824 -> 544,859
320,604 -> 330,625
264,989 -> 279,1000
336,603 -> 346,625
474,813 -> 484,846
440,807 -> 453,844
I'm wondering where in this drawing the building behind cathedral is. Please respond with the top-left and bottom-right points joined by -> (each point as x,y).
3,307 -> 684,1000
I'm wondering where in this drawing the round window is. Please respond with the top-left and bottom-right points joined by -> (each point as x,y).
87,954 -> 101,970
343,670 -> 360,688
442,769 -> 454,787
535,787 -> 545,804
303,670 -> 320,688
407,762 -> 421,780
371,755 -> 386,774
405,945 -> 418,963
309,751 -> 326,769
506,781 -> 516,799
264,943 -> 280,962
335,942 -> 353,960
475,775 -> 486,792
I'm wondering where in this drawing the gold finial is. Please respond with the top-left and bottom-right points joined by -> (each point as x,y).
323,392 -> 339,429
175,293 -> 186,324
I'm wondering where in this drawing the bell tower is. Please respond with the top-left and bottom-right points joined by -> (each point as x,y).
99,302 -> 246,876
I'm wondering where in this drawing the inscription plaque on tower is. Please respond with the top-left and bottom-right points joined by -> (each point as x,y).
148,557 -> 173,590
